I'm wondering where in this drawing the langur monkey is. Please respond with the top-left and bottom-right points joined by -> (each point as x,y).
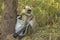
21,6 -> 35,35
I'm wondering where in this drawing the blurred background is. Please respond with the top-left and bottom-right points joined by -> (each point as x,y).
0,0 -> 60,40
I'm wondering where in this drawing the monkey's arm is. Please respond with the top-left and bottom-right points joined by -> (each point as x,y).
28,14 -> 34,22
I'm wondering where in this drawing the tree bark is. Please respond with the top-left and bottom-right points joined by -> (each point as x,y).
1,0 -> 18,40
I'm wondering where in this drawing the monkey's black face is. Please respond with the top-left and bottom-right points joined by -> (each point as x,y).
17,15 -> 22,20
27,9 -> 31,14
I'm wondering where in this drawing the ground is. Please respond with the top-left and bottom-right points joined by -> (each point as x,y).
0,24 -> 60,40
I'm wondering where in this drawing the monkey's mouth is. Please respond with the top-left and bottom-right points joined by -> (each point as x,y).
27,10 -> 31,14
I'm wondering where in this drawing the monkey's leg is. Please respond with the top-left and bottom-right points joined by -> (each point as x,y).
18,29 -> 27,40
27,24 -> 34,35
29,26 -> 33,34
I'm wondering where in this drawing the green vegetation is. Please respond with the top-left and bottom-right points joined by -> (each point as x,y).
0,0 -> 2,14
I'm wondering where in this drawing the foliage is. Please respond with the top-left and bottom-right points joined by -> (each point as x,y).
0,0 -> 2,15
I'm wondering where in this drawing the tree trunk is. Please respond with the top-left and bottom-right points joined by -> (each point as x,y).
1,0 -> 18,40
